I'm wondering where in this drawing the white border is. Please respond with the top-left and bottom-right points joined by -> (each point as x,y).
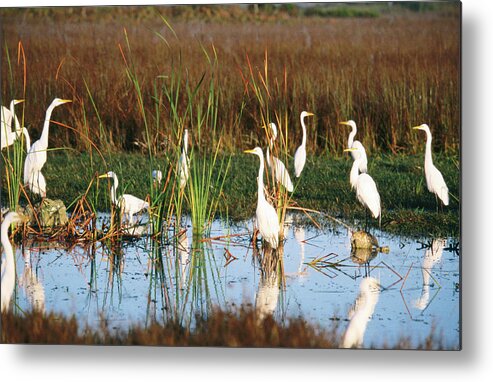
1,1 -> 492,381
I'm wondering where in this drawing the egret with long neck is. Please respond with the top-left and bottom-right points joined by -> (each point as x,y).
245,147 -> 280,249
294,111 -> 314,177
1,212 -> 28,312
413,124 -> 449,206
99,171 -> 149,225
179,129 -> 190,189
23,98 -> 71,195
1,99 -> 28,150
340,120 -> 368,173
345,143 -> 381,225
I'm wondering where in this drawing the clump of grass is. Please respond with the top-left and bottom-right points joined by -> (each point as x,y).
1,307 -> 450,349
1,42 -> 28,213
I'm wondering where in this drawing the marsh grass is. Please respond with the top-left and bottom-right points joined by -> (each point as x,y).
1,307 -> 448,349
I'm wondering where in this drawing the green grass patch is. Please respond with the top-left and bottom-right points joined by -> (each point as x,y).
1,151 -> 459,237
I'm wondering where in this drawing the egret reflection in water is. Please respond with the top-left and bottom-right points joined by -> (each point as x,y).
20,246 -> 45,312
341,276 -> 380,349
254,244 -> 284,322
414,238 -> 446,310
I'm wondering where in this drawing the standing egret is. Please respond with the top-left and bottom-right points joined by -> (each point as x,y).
26,170 -> 47,198
23,98 -> 71,195
1,99 -> 29,150
413,124 -> 449,206
294,111 -> 314,177
340,120 -> 368,173
245,147 -> 280,249
265,123 -> 294,192
345,143 -> 381,224
179,129 -> 190,189
99,171 -> 149,225
1,212 -> 28,312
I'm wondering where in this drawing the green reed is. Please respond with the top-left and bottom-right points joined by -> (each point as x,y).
1,42 -> 28,213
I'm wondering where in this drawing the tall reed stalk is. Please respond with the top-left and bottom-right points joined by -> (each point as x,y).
2,42 -> 28,214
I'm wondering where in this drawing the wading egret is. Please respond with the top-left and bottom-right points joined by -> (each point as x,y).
342,277 -> 380,348
345,144 -> 381,223
413,124 -> 449,206
23,98 -> 71,195
179,129 -> 190,189
340,120 -> 368,173
245,147 -> 280,249
99,171 -> 149,225
1,212 -> 29,312
1,99 -> 30,150
265,123 -> 294,192
294,111 -> 314,177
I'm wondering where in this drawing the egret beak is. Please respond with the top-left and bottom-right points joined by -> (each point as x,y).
98,174 -> 110,179
412,125 -> 422,130
305,112 -> 315,117
14,99 -> 25,105
344,148 -> 357,152
339,121 -> 351,126
60,99 -> 72,104
244,149 -> 255,154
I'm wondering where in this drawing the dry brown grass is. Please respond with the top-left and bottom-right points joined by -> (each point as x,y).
1,307 -> 446,349
1,5 -> 460,155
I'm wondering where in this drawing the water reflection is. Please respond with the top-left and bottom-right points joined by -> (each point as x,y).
341,277 -> 380,348
20,246 -> 45,312
414,239 -> 446,310
8,214 -> 459,348
255,245 -> 283,321
350,248 -> 377,277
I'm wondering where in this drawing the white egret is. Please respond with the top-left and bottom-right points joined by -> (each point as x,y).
152,169 -> 163,186
345,143 -> 381,224
1,212 -> 28,312
26,170 -> 47,198
265,123 -> 294,192
340,120 -> 368,173
245,147 -> 280,249
294,111 -> 314,177
1,99 -> 30,150
99,171 -> 149,225
23,98 -> 72,195
342,277 -> 380,348
413,124 -> 449,206
179,129 -> 190,189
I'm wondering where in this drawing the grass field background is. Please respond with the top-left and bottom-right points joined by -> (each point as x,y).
1,4 -> 460,155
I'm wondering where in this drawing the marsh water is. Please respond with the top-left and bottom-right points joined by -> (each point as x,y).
11,214 -> 460,349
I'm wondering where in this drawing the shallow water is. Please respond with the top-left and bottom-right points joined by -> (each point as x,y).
10,214 -> 459,349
